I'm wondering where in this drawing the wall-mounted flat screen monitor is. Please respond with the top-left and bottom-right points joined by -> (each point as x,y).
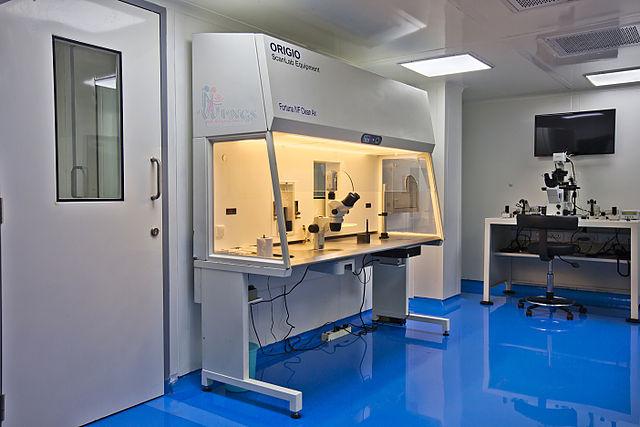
534,109 -> 615,156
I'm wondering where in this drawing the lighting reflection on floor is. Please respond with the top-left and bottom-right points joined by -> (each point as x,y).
93,291 -> 639,426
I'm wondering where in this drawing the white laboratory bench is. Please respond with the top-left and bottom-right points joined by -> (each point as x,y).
194,235 -> 450,418
482,217 -> 639,322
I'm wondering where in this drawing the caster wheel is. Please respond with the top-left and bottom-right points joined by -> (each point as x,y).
443,331 -> 450,337
291,412 -> 302,419
201,385 -> 212,392
579,307 -> 587,314
567,313 -> 574,320
517,302 -> 524,309
526,310 -> 532,317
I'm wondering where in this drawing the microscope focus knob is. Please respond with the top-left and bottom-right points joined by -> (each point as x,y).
308,224 -> 320,233
331,209 -> 338,215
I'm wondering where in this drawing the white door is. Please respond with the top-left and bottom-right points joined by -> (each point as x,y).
0,1 -> 164,425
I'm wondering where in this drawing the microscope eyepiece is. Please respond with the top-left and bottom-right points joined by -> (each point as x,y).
341,192 -> 360,208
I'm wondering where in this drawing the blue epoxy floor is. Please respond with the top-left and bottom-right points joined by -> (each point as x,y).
94,292 -> 640,426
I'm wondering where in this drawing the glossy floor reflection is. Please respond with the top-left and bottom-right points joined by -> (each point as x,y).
94,291 -> 640,426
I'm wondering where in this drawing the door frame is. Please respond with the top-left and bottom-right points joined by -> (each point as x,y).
120,0 -> 170,391
1,200 -> 4,423
0,0 -> 171,407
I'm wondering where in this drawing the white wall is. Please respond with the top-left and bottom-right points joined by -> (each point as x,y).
462,86 -> 640,280
159,0 -> 254,378
411,81 -> 463,300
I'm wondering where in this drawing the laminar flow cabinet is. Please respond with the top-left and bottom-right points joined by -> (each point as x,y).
192,33 -> 448,417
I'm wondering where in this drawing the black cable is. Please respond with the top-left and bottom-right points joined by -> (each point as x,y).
617,258 -> 631,277
281,356 -> 302,386
567,157 -> 577,181
266,276 -> 277,342
351,256 -> 378,334
566,157 -> 588,215
250,266 -> 310,356
253,255 -> 382,359
282,284 -> 296,341
341,170 -> 355,192
574,204 -> 589,214
575,228 -> 631,278
249,303 -> 263,349
501,227 -> 531,253
557,255 -> 579,268
253,266 -> 310,305
282,255 -> 379,353
353,254 -> 370,276
344,328 -> 370,381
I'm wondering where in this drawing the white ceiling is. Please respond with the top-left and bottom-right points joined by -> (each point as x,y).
182,0 -> 640,100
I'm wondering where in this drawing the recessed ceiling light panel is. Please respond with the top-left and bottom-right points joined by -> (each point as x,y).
400,53 -> 492,77
585,68 -> 640,87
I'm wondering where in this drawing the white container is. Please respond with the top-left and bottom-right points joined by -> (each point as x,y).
256,236 -> 273,257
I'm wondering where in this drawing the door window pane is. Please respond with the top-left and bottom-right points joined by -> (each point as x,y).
53,37 -> 123,201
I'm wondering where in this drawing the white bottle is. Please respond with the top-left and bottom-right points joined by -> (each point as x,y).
257,235 -> 273,257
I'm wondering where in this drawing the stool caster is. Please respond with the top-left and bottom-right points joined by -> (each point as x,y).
579,306 -> 587,314
443,331 -> 450,337
201,385 -> 212,392
503,289 -> 516,295
566,312 -> 574,320
291,411 -> 302,419
526,310 -> 532,317
517,302 -> 524,309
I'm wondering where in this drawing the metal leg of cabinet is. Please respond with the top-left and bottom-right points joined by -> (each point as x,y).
200,269 -> 303,417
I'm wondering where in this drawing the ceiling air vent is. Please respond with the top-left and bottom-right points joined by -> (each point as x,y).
503,0 -> 575,12
544,24 -> 640,57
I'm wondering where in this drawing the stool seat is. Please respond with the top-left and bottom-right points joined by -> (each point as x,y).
528,242 -> 578,258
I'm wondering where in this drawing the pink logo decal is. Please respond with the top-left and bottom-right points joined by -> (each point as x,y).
200,85 -> 257,126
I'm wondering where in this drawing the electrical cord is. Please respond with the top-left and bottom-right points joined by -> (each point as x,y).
341,170 -> 355,192
557,255 -> 580,268
253,266 -> 310,306
266,276 -> 277,342
250,254 -> 382,360
566,157 -> 577,182
571,228 -> 630,277
574,204 -> 589,214
250,266 -> 312,355
250,303 -> 263,349
617,258 -> 631,277
350,256 -> 379,335
566,157 -> 590,215
282,285 -> 296,341
250,263 -> 362,356
501,227 -> 532,252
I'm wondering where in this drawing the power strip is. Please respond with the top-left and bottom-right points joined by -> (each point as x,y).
321,325 -> 351,342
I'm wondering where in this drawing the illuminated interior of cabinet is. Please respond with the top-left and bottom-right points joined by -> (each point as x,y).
211,132 -> 443,260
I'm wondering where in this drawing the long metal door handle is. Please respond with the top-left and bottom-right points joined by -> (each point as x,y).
150,157 -> 161,201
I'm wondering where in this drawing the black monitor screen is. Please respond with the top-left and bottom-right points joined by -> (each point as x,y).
534,109 -> 615,157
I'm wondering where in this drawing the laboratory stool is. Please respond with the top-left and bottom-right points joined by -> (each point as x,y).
515,214 -> 587,320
